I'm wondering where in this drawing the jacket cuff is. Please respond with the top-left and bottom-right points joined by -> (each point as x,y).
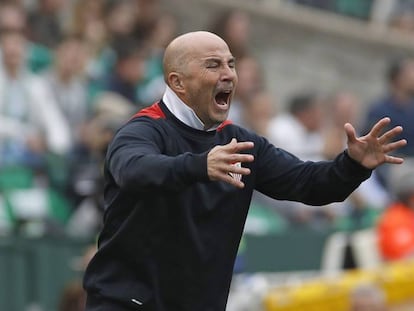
341,150 -> 372,180
183,151 -> 210,183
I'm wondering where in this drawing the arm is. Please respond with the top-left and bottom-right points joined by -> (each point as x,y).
107,119 -> 210,192
255,117 -> 406,205
255,141 -> 372,205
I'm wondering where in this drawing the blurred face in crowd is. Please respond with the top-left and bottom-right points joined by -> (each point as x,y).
224,10 -> 251,49
135,0 -> 160,24
0,30 -> 27,76
331,92 -> 359,127
105,0 -> 137,37
235,56 -> 262,101
40,0 -> 65,13
118,52 -> 147,84
397,59 -> 414,96
165,32 -> 238,129
297,100 -> 323,132
0,3 -> 27,31
149,13 -> 177,50
243,91 -> 274,136
55,37 -> 88,80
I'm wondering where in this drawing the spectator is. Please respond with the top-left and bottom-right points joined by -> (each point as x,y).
240,90 -> 289,234
268,92 -> 324,161
229,56 -> 264,125
388,1 -> 414,33
104,0 -> 137,42
0,1 -> 27,33
323,92 -> 390,230
43,34 -> 90,147
69,0 -> 109,87
0,1 -> 52,72
0,28 -> 70,168
132,0 -> 161,42
66,92 -> 134,237
241,90 -> 275,136
136,12 -> 178,106
209,9 -> 252,60
323,92 -> 360,160
27,0 -> 66,48
101,36 -> 147,107
363,56 -> 414,157
377,159 -> 414,261
267,92 -> 333,227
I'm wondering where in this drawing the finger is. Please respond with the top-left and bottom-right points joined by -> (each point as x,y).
228,154 -> 254,164
344,123 -> 358,144
382,139 -> 407,153
384,155 -> 404,165
225,139 -> 254,152
368,117 -> 390,137
233,142 -> 254,153
378,126 -> 403,144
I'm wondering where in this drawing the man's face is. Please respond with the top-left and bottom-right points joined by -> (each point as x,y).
180,38 -> 238,129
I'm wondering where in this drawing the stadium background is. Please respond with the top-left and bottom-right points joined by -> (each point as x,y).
1,0 -> 414,310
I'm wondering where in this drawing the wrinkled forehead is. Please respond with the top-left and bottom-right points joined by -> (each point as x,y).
187,35 -> 233,60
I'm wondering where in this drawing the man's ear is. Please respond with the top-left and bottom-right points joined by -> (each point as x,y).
168,73 -> 185,94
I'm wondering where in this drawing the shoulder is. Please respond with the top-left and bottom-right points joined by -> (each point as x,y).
113,103 -> 171,141
131,102 -> 166,120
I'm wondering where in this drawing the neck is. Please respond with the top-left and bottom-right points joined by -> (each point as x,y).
162,86 -> 220,131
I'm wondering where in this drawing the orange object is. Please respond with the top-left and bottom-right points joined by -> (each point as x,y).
377,203 -> 414,261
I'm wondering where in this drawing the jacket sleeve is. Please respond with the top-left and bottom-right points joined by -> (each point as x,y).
254,136 -> 372,205
106,119 -> 210,192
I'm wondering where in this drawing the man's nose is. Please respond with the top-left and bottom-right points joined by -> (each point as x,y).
221,65 -> 237,81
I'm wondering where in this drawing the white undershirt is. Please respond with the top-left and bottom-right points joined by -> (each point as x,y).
162,86 -> 219,131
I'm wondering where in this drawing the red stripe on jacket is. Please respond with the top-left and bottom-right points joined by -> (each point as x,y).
132,102 -> 166,120
131,102 -> 233,131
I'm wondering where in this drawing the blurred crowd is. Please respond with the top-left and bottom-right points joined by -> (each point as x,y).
0,0 -> 414,262
0,0 -> 178,238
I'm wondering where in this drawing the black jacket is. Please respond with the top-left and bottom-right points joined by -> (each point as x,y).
83,101 -> 371,311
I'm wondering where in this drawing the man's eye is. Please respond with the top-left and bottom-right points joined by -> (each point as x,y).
207,63 -> 219,68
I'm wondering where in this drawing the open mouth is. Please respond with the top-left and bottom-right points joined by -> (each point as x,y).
214,90 -> 232,107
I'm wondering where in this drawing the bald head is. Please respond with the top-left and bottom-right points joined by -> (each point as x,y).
163,31 -> 229,85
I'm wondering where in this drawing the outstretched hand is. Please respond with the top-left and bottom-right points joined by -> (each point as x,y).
345,117 -> 407,169
208,138 -> 255,188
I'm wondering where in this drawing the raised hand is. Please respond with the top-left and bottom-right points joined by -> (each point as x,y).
208,138 -> 255,188
345,117 -> 407,169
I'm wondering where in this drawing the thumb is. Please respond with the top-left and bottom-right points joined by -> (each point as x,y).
344,123 -> 357,144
